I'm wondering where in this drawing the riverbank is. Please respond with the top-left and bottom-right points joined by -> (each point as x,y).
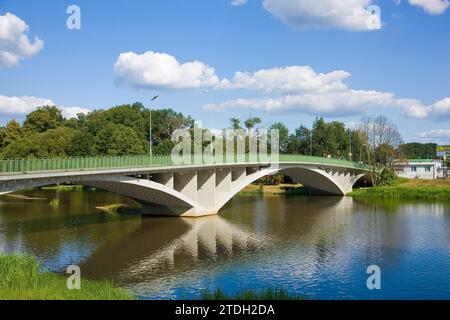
239,183 -> 308,195
0,254 -> 133,300
349,178 -> 450,200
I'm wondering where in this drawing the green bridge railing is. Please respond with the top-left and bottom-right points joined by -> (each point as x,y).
0,154 -> 370,175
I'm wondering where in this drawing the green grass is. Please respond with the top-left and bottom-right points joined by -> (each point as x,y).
201,288 -> 306,300
349,186 -> 450,200
0,253 -> 133,300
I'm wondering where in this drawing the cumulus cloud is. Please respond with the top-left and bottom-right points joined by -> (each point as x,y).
114,51 -> 351,94
114,51 -> 221,90
0,95 -> 89,119
261,0 -> 377,31
0,95 -> 54,115
408,0 -> 449,14
204,90 -> 395,116
217,67 -> 350,94
0,12 -> 44,68
418,129 -> 450,144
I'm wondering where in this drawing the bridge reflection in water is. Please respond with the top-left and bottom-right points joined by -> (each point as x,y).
81,215 -> 272,286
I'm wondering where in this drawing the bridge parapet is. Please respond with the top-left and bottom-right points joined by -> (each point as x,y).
0,154 -> 369,176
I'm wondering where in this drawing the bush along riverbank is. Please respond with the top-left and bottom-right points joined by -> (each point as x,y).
349,178 -> 450,200
0,253 -> 133,300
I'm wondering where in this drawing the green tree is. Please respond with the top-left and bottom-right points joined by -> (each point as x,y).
104,102 -> 147,139
270,122 -> 289,153
94,123 -> 146,156
68,130 -> 96,156
0,120 -> 22,147
1,127 -> 76,158
23,106 -> 64,133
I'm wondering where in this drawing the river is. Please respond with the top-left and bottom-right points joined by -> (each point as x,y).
0,189 -> 449,299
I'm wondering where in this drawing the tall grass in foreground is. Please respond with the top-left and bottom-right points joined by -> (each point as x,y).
0,253 -> 133,300
201,288 -> 306,300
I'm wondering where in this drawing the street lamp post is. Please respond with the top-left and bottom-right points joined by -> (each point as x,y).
149,95 -> 159,157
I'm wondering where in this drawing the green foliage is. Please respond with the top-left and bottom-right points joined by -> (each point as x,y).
398,142 -> 437,159
1,127 -> 77,158
94,123 -> 146,156
0,120 -> 22,148
0,103 -> 194,159
270,122 -> 289,153
0,253 -> 133,300
377,169 -> 397,186
259,173 -> 284,185
23,106 -> 64,133
68,130 -> 96,156
349,186 -> 450,200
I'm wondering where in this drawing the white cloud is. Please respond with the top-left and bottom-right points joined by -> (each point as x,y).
0,95 -> 54,115
261,0 -> 377,31
114,51 -> 221,90
0,12 -> 44,68
0,95 -> 89,119
204,90 -> 395,116
231,0 -> 248,6
418,129 -> 450,144
429,97 -> 450,119
217,66 -> 350,94
61,107 -> 90,119
408,0 -> 449,14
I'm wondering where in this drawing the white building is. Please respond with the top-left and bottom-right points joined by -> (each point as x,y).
394,159 -> 445,179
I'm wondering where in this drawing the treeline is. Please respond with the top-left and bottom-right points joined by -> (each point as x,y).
0,102 -> 438,162
0,103 -> 193,158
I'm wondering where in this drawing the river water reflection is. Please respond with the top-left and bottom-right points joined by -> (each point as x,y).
0,190 -> 449,299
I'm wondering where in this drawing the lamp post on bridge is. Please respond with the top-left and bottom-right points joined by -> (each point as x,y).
149,95 -> 159,157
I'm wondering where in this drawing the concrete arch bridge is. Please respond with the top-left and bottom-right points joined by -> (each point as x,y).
0,155 -> 371,217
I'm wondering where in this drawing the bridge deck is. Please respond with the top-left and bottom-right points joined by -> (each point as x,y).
0,154 -> 370,176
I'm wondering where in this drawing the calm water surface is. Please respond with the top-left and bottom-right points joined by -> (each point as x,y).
0,190 -> 449,299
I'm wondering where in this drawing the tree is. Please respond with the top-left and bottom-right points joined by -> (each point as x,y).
104,102 -> 147,139
68,130 -> 96,156
1,127 -> 76,158
23,106 -> 64,133
94,123 -> 146,156
244,116 -> 262,133
398,143 -> 437,159
0,120 -> 22,147
358,115 -> 402,186
270,122 -> 289,153
230,117 -> 241,130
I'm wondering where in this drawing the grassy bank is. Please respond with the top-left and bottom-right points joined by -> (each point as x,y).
96,203 -> 142,215
0,254 -> 133,300
201,288 -> 306,300
349,178 -> 450,200
239,183 -> 309,196
40,184 -> 87,191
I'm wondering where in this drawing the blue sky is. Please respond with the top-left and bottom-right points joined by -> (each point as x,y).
0,0 -> 449,144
